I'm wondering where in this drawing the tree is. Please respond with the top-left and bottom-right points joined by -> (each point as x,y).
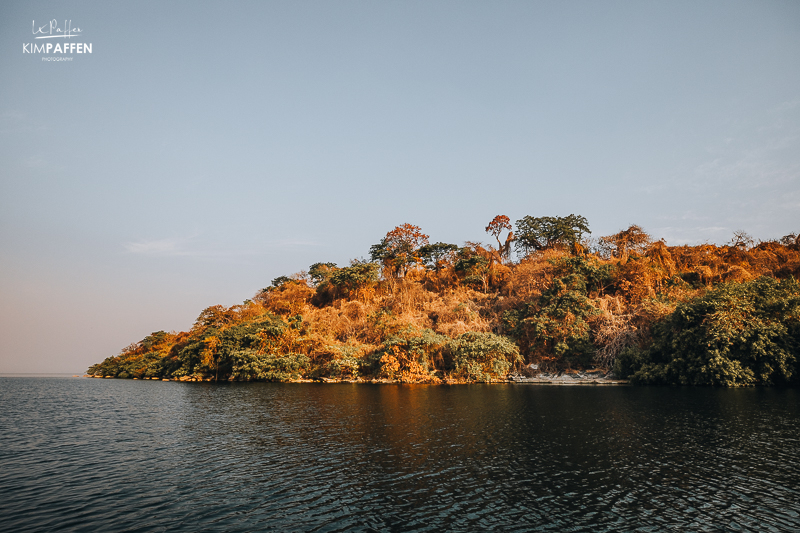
454,245 -> 491,292
308,262 -> 337,286
729,230 -> 755,250
485,215 -> 514,261
370,223 -> 430,277
271,275 -> 294,287
780,233 -> 799,249
418,242 -> 459,271
514,214 -> 590,256
598,225 -> 651,260
329,260 -> 380,294
194,305 -> 234,330
309,260 -> 380,305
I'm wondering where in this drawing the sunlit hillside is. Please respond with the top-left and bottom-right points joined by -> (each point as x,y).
89,216 -> 800,386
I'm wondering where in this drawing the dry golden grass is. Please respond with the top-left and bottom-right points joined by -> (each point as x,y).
504,250 -> 563,302
247,240 -> 800,372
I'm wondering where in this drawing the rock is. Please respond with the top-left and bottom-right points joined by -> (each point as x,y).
507,369 -> 628,385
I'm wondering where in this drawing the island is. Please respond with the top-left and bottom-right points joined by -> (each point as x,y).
89,215 -> 800,386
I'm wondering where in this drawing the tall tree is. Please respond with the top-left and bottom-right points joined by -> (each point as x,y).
370,223 -> 430,277
485,215 -> 514,261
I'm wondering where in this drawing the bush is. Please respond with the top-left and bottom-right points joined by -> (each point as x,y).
231,350 -> 310,381
617,277 -> 800,386
446,332 -> 521,382
325,356 -> 362,379
505,259 -> 604,368
375,328 -> 448,381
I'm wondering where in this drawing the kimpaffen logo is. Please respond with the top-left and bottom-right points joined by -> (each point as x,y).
23,20 -> 92,62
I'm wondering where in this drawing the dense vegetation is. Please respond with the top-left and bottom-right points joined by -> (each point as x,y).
89,217 -> 800,386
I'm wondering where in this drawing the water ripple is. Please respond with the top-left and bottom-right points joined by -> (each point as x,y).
1,379 -> 799,532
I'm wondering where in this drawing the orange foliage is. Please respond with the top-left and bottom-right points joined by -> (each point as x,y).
91,222 -> 800,381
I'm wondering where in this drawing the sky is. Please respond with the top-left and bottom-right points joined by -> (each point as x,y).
1,0 -> 799,373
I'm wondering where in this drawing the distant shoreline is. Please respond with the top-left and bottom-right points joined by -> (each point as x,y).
0,373 -> 83,378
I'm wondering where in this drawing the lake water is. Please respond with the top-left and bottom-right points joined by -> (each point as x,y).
1,377 -> 799,532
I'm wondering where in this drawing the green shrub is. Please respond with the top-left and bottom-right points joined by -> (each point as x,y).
325,356 -> 362,379
231,350 -> 310,381
505,265 -> 601,367
617,277 -> 800,386
446,332 -> 521,382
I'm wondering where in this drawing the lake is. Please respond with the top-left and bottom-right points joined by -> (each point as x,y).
1,377 -> 799,532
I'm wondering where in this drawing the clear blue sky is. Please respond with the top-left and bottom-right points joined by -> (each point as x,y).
1,0 -> 799,373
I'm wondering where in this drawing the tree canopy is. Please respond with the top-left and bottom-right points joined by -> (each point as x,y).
418,242 -> 459,271
514,214 -> 590,255
370,223 -> 430,277
485,215 -> 514,261
598,225 -> 651,259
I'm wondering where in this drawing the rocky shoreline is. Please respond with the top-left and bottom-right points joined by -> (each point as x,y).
508,369 -> 629,385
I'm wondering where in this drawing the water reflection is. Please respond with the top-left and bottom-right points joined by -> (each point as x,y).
175,384 -> 800,531
1,380 -> 799,532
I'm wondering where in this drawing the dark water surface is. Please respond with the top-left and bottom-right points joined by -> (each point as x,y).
1,378 -> 799,532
